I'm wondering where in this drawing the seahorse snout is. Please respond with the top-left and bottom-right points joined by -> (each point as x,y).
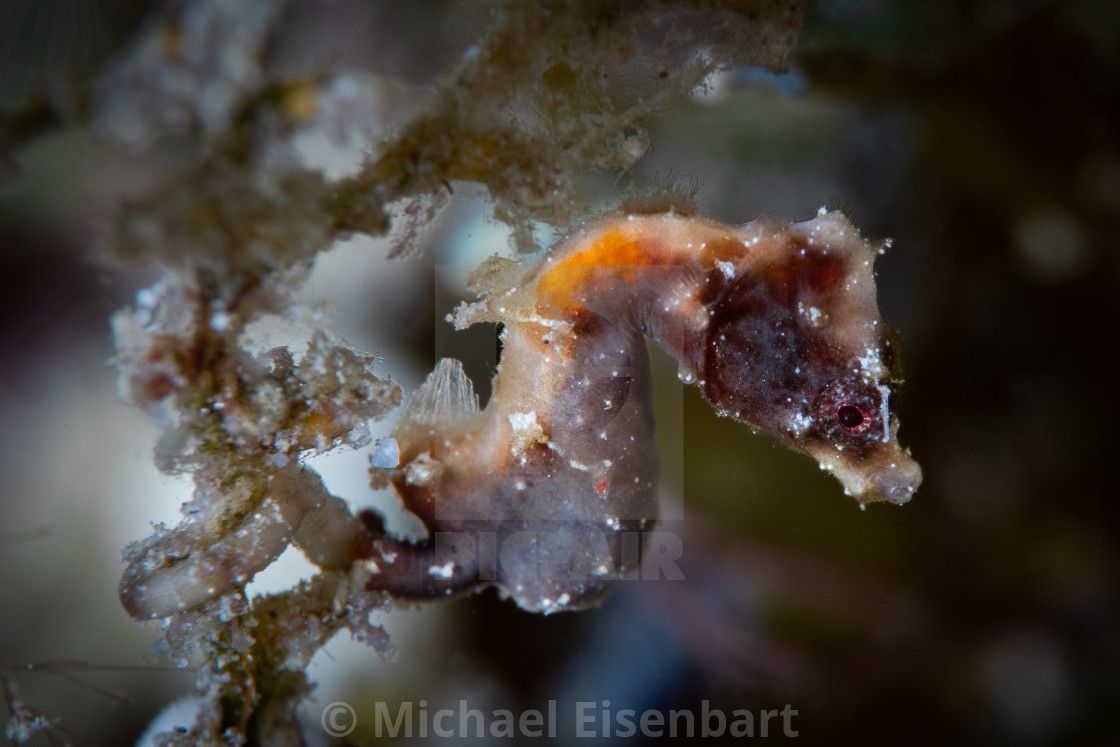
865,457 -> 923,505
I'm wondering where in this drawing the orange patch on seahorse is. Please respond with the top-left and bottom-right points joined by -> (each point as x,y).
537,229 -> 669,313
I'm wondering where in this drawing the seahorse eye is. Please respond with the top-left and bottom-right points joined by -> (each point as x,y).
836,404 -> 866,430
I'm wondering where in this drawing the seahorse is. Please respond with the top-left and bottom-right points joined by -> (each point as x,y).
365,203 -> 922,613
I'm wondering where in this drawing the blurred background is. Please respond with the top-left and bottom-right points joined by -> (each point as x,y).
1,0 -> 1117,744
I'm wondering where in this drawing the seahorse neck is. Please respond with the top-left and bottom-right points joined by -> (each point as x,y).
530,210 -> 767,382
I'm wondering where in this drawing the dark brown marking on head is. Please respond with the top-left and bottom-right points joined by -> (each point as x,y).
699,245 -> 854,433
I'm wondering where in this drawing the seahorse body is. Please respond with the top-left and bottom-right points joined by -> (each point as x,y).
371,205 -> 922,613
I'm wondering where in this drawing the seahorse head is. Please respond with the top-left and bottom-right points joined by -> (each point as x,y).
699,210 -> 922,505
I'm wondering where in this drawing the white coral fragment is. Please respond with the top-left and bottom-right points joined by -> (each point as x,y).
508,410 -> 549,455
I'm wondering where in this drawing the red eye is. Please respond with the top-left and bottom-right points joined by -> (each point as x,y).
836,403 -> 867,430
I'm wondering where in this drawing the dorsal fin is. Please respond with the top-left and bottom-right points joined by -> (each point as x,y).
393,358 -> 480,449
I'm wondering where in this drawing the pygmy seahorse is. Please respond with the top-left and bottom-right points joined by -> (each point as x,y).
367,203 -> 922,613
